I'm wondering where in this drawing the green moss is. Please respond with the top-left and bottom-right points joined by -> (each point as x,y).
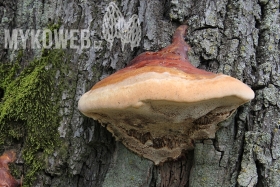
0,48 -> 66,186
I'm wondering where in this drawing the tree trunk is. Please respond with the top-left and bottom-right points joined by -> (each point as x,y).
0,0 -> 279,186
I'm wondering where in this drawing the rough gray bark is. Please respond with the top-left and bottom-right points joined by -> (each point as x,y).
0,0 -> 279,187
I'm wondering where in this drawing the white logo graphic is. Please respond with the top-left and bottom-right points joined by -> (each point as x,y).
102,2 -> 141,51
3,2 -> 141,50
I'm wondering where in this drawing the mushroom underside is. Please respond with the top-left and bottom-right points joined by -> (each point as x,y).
88,98 -> 239,164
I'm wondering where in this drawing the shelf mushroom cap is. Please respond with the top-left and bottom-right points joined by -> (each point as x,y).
0,150 -> 22,187
78,25 -> 254,165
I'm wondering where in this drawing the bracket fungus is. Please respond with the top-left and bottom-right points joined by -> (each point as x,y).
0,150 -> 22,187
78,25 -> 254,165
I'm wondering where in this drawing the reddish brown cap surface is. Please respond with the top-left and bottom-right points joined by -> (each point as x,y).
78,25 -> 254,164
0,150 -> 21,187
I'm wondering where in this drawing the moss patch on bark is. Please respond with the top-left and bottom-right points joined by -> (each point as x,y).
0,49 -> 66,186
